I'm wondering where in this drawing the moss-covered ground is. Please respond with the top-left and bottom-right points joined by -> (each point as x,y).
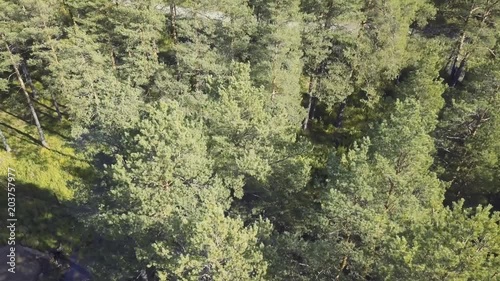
0,98 -> 94,256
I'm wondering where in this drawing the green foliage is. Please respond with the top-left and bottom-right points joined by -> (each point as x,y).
380,201 -> 500,280
393,36 -> 447,126
203,63 -> 304,195
113,100 -> 212,190
268,99 -> 446,280
249,0 -> 303,104
1,1 -> 500,280
438,0 -> 500,69
83,93 -> 272,279
301,0 -> 437,106
47,27 -> 143,145
0,106 -> 92,252
437,62 -> 500,207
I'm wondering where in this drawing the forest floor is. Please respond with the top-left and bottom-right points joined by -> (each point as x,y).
0,97 -> 93,260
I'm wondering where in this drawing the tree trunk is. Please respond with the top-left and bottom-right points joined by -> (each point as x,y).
170,3 -> 181,81
170,3 -> 178,44
271,76 -> 277,102
4,41 -> 49,148
20,60 -> 38,99
138,269 -> 148,281
43,29 -> 65,121
312,79 -> 321,120
303,76 -> 316,130
335,234 -> 350,280
111,48 -> 117,70
0,128 -> 11,152
51,92 -> 63,120
334,101 -> 347,128
449,31 -> 467,85
448,4 -> 477,86
451,52 -> 469,87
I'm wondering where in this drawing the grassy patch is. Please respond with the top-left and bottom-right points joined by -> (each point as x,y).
0,100 -> 94,253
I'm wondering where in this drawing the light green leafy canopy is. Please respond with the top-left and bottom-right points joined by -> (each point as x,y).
380,201 -> 500,280
88,100 -> 269,280
0,0 -> 61,93
392,35 -> 448,126
280,99 -> 445,280
167,0 -> 256,93
203,63 -> 304,197
300,0 -> 437,106
52,27 -> 142,143
248,0 -> 305,122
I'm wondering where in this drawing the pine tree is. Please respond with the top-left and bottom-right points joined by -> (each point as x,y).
46,26 -> 142,147
275,99 -> 445,280
436,0 -> 500,86
2,38 -> 49,147
25,0 -> 68,120
436,61 -> 500,208
0,0 -> 53,147
300,0 -> 363,129
203,63 -> 306,198
300,0 -> 437,129
248,0 -> 305,124
161,0 -> 256,94
394,36 -> 447,127
379,201 -> 500,280
86,100 -> 269,280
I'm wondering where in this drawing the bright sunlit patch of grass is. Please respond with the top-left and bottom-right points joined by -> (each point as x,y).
0,103 -> 93,251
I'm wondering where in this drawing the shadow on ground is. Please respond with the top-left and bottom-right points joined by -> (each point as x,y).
0,180 -> 84,252
0,181 -> 94,280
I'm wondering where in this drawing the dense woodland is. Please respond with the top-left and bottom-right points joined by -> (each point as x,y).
1,0 -> 500,280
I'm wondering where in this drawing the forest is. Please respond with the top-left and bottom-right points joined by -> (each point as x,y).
0,0 -> 499,280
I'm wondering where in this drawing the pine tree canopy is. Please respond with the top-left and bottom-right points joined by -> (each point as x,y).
0,0 -> 499,280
